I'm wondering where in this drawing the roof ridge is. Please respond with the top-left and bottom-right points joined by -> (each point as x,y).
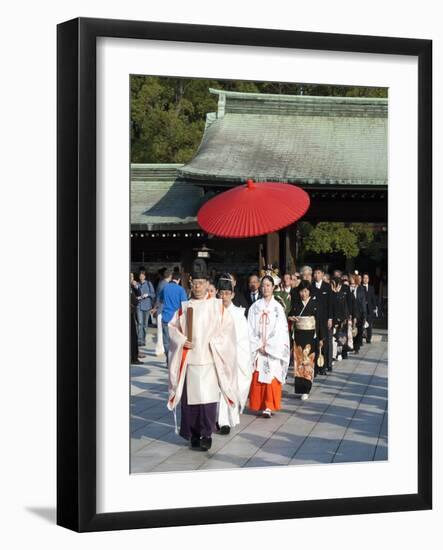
209,87 -> 387,104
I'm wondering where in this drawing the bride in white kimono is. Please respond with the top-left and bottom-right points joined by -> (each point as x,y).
217,276 -> 253,434
247,275 -> 290,418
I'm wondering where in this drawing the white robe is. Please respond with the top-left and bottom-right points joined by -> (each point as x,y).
248,297 -> 290,384
218,303 -> 253,427
155,312 -> 165,356
167,297 -> 238,414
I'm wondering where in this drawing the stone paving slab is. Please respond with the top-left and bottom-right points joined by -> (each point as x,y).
131,329 -> 388,473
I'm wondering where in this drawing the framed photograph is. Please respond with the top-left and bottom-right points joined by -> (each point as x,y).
57,17 -> 432,532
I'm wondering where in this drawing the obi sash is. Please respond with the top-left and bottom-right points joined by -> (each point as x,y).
295,315 -> 316,331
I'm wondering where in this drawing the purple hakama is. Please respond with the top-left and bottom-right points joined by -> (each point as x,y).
179,378 -> 218,440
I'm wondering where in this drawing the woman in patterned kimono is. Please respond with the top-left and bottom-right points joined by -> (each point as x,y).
289,280 -> 319,401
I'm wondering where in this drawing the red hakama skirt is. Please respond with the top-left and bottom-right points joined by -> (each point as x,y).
248,370 -> 282,411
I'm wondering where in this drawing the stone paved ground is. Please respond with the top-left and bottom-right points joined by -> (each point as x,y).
131,328 -> 387,473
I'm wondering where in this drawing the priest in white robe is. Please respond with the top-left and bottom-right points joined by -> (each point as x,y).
216,275 -> 253,435
167,268 -> 238,451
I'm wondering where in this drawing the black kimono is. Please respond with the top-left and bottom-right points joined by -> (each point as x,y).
290,297 -> 319,395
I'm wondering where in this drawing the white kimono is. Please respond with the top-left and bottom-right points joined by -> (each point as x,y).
218,303 -> 253,427
167,297 -> 238,414
248,297 -> 290,384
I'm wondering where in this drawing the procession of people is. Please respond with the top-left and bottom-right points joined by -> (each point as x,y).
130,263 -> 382,451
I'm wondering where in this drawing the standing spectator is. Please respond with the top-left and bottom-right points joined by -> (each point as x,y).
281,273 -> 292,296
290,272 -> 301,290
278,273 -> 293,312
159,271 -> 188,366
362,273 -> 378,343
152,269 -> 172,356
300,265 -> 313,284
130,272 -> 142,364
349,274 -> 367,354
136,272 -> 155,347
244,273 -> 262,315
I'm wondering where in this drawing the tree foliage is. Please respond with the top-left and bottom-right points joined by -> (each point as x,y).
131,76 -> 388,163
301,222 -> 376,259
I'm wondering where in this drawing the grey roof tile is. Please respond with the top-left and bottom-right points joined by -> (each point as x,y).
179,90 -> 387,185
131,165 -> 204,229
180,113 -> 387,185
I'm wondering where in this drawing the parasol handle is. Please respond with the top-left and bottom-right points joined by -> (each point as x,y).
186,306 -> 193,342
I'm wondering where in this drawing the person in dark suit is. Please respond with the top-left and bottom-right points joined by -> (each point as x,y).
349,274 -> 367,353
244,273 -> 262,315
330,276 -> 352,361
362,273 -> 378,343
130,272 -> 142,364
300,265 -> 313,284
338,275 -> 353,359
311,267 -> 333,373
281,273 -> 293,297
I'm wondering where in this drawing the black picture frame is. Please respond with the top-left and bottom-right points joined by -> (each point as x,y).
57,17 -> 432,532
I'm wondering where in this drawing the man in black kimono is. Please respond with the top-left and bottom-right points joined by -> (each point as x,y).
310,267 -> 333,373
362,273 -> 378,343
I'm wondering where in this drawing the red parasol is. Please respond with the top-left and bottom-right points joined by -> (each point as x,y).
197,179 -> 310,238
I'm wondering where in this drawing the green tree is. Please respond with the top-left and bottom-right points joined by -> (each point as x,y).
301,222 -> 375,259
131,76 -> 218,163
